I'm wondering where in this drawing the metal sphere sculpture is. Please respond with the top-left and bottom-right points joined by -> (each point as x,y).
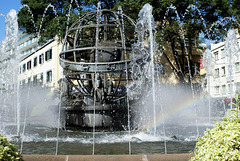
59,7 -> 136,130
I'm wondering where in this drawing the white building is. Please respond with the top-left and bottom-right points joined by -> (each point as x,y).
17,32 -> 38,56
205,30 -> 240,100
18,39 -> 63,90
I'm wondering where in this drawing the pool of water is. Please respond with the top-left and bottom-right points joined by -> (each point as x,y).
2,123 -> 212,155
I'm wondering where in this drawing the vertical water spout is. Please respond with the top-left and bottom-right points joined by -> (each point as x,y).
5,9 -> 20,137
225,29 -> 239,112
202,49 -> 214,125
56,71 -> 64,155
92,1 -> 102,155
20,79 -> 32,153
38,4 -> 60,43
140,3 -> 157,135
206,49 -> 213,124
118,5 -> 132,154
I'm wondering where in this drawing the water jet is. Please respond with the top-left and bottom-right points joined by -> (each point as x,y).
0,2 -> 232,155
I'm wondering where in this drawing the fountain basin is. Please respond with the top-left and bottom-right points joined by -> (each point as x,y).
22,154 -> 194,161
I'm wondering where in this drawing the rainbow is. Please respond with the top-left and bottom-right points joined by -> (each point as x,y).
145,94 -> 209,132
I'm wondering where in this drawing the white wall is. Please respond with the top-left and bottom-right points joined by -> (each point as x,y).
18,40 -> 63,90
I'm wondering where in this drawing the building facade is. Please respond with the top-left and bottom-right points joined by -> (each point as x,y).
204,30 -> 240,99
17,32 -> 38,56
18,39 -> 63,90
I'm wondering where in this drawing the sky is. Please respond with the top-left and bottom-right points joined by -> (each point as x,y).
0,0 -> 21,41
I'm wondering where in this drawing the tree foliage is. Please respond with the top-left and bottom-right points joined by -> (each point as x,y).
18,0 -> 83,42
83,0 -> 117,9
191,94 -> 240,160
17,0 -> 120,43
0,134 -> 23,161
17,0 -> 240,83
116,0 -> 239,83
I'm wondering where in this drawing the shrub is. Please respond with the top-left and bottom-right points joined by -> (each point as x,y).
190,94 -> 240,161
0,134 -> 23,161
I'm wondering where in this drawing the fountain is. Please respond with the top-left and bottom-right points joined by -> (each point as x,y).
0,9 -> 20,135
0,2 -> 235,156
59,4 -> 136,130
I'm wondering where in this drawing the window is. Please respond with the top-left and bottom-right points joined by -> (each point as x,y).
222,85 -> 226,95
33,57 -> 37,67
46,70 -> 52,83
27,60 -> 31,70
215,68 -> 219,77
214,51 -> 219,60
215,86 -> 220,94
40,73 -> 43,85
28,77 -> 31,86
236,82 -> 240,93
22,64 -> 26,72
33,75 -> 37,85
221,66 -> 225,76
228,84 -> 233,94
221,48 -> 225,58
45,49 -> 52,61
235,62 -> 240,72
39,53 -> 44,64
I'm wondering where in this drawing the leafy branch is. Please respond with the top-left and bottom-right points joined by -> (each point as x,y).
191,93 -> 240,160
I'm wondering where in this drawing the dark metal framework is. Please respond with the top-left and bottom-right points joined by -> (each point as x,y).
59,9 -> 136,130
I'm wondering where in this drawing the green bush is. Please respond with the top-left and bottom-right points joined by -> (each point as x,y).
0,134 -> 23,161
190,94 -> 240,161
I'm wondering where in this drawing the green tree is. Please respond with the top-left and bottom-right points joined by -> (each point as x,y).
17,0 -> 239,83
116,0 -> 237,84
83,0 -> 117,9
18,0 -> 83,42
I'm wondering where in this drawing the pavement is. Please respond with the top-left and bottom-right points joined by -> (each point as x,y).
23,154 -> 194,161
